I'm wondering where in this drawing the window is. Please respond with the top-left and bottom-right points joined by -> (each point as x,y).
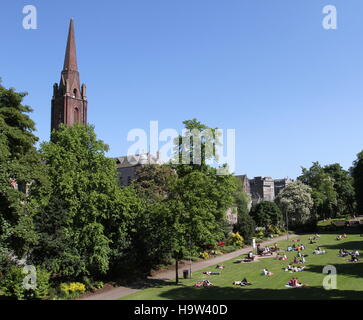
74,107 -> 80,123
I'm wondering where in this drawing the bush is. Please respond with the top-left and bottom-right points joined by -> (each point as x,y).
0,266 -> 50,300
199,252 -> 209,260
234,213 -> 256,243
227,232 -> 244,248
59,282 -> 86,299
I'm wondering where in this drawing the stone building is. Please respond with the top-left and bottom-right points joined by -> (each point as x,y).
115,153 -> 163,186
249,176 -> 275,204
51,19 -> 88,133
274,178 -> 293,197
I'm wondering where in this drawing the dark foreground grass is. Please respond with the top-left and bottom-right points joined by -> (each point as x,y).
121,233 -> 363,300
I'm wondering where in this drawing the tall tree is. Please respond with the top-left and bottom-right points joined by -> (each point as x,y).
250,201 -> 283,229
31,124 -> 135,280
323,163 -> 356,217
275,181 -> 314,229
351,151 -> 363,215
0,83 -> 44,261
233,178 -> 255,242
298,162 -> 337,220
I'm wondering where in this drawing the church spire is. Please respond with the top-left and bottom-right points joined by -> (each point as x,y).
51,19 -> 88,134
63,18 -> 78,72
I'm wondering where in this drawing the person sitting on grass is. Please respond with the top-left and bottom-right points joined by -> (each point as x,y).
262,268 -> 273,276
354,250 -> 360,257
336,235 -> 342,241
300,257 -> 306,264
195,280 -> 213,287
287,246 -> 293,252
292,256 -> 300,264
342,234 -> 348,239
286,277 -> 306,288
247,251 -> 255,261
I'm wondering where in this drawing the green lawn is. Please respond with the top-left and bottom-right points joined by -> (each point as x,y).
121,232 -> 363,300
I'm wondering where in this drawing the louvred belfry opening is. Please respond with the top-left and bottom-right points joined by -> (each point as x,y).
51,18 -> 88,134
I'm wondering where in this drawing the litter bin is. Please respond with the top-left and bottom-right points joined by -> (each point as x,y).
183,270 -> 189,279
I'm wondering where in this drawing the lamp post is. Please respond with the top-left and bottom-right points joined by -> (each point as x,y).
189,238 -> 192,279
285,209 -> 289,241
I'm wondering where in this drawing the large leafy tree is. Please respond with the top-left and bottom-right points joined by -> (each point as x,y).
323,163 -> 356,217
0,83 -> 45,262
31,124 -> 136,280
233,178 -> 255,243
275,181 -> 314,229
351,151 -> 363,215
250,201 -> 283,229
298,162 -> 337,220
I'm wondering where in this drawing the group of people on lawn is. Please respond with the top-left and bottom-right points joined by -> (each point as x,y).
195,233 -> 360,289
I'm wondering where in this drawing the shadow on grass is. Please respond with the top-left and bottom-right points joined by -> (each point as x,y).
304,261 -> 363,279
157,285 -> 363,300
114,278 -> 180,290
320,240 -> 363,251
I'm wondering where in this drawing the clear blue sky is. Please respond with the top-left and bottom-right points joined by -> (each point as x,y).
1,0 -> 363,179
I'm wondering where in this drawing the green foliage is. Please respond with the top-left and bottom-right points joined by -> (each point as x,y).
31,124 -> 136,280
250,201 -> 283,229
351,151 -> 363,215
324,164 -> 356,216
0,266 -> 50,300
0,82 -> 44,259
226,232 -> 244,248
298,162 -> 338,220
275,181 -> 314,229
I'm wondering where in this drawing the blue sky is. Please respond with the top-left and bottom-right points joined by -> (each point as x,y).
1,0 -> 363,179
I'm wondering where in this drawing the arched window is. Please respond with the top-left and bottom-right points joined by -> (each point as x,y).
74,107 -> 80,123
73,88 -> 77,98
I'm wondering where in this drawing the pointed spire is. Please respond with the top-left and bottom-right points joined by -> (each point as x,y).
63,18 -> 78,72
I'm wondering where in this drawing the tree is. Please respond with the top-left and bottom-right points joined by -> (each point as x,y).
250,201 -> 282,229
31,124 -> 135,280
275,181 -> 314,229
351,151 -> 363,215
323,163 -> 356,217
233,178 -> 255,242
298,162 -> 337,220
0,82 -> 44,262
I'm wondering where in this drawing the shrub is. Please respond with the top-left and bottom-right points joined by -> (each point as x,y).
59,282 -> 86,298
227,233 -> 244,248
0,266 -> 50,300
199,252 -> 209,260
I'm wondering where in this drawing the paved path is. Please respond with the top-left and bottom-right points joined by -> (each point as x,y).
79,233 -> 297,300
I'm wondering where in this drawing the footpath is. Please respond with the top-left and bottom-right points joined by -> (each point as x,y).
79,233 -> 298,300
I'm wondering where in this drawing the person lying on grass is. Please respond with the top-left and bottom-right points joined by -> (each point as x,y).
285,278 -> 307,288
313,247 -> 326,255
284,265 -> 305,273
203,272 -> 220,275
262,268 -> 273,276
348,254 -> 359,263
195,280 -> 213,287
339,249 -> 350,257
216,265 -> 225,269
233,278 -> 252,286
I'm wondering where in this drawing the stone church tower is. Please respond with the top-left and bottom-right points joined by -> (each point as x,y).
51,19 -> 87,133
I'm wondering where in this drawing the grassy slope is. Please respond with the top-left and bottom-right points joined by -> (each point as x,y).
121,233 -> 363,300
